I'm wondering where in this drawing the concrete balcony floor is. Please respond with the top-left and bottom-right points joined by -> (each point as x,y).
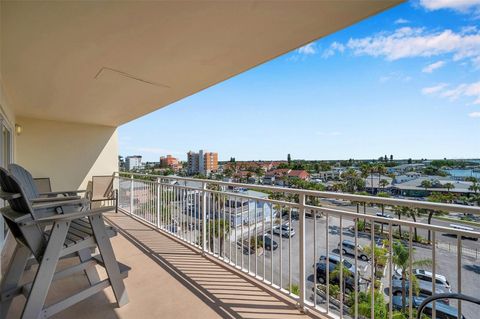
9,212 -> 324,319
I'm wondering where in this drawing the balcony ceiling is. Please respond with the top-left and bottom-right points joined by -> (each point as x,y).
1,1 -> 402,126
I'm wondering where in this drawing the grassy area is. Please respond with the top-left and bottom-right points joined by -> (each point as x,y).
435,216 -> 480,227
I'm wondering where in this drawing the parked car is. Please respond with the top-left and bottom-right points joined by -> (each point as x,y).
338,240 -> 369,261
315,262 -> 359,294
375,212 -> 398,226
392,269 -> 451,292
259,235 -> 278,251
273,224 -> 295,237
391,279 -> 451,304
319,253 -> 357,275
391,295 -> 465,319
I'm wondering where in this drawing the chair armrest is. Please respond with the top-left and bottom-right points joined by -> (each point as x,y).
0,190 -> 21,200
39,190 -> 87,196
31,196 -> 81,203
22,206 -> 114,226
31,199 -> 87,210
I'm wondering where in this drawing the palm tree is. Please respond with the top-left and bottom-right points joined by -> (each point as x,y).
379,179 -> 389,191
420,180 -> 432,195
207,219 -> 230,256
391,206 -> 409,238
364,245 -> 388,280
443,182 -> 455,193
392,241 -> 432,312
468,177 -> 479,194
423,193 -> 450,243
331,263 -> 352,298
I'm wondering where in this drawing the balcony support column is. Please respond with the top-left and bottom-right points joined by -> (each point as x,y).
298,193 -> 306,313
202,182 -> 207,255
129,175 -> 134,215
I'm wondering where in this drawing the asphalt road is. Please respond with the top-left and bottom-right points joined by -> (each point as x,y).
216,213 -> 479,319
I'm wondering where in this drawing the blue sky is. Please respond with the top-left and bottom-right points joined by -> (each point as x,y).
120,0 -> 480,162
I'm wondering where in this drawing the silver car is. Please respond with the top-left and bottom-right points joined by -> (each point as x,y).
273,224 -> 295,237
338,240 -> 369,261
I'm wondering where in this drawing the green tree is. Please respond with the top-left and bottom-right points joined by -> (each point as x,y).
341,168 -> 365,193
352,291 -> 387,319
287,153 -> 291,166
331,263 -> 353,299
467,177 -> 479,193
423,193 -> 451,242
420,180 -> 432,194
364,245 -> 387,279
392,241 -> 432,312
443,182 -> 455,192
206,219 -> 230,257
379,179 -> 389,190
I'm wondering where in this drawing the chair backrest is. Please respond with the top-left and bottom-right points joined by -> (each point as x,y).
0,167 -> 36,219
91,175 -> 114,200
34,177 -> 52,193
8,163 -> 40,200
0,167 -> 46,259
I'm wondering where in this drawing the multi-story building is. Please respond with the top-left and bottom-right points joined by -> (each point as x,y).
125,155 -> 142,170
160,155 -> 181,170
187,150 -> 218,175
203,152 -> 218,174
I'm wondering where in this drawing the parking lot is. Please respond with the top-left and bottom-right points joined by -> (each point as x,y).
222,213 -> 479,319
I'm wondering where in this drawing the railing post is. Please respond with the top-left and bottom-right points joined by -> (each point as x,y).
130,175 -> 134,215
298,193 -> 306,312
202,182 -> 207,255
156,178 -> 161,229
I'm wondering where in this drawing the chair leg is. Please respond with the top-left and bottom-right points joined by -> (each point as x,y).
89,214 -> 128,307
77,248 -> 101,285
0,244 -> 31,319
21,221 -> 69,319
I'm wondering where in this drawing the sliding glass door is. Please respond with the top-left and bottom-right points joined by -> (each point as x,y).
0,116 -> 12,251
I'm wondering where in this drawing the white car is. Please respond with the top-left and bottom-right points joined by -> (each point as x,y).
273,224 -> 295,237
393,268 -> 451,292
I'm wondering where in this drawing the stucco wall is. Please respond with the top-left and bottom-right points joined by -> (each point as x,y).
16,117 -> 118,191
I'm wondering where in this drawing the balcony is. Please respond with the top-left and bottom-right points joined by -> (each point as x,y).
8,210 -> 313,319
4,174 -> 480,318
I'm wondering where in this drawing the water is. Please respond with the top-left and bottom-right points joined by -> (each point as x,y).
446,169 -> 480,179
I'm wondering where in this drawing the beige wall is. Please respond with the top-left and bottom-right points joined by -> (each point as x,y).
16,117 -> 118,191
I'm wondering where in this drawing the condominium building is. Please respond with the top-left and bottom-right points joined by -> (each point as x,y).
160,155 -> 181,170
187,150 -> 218,175
125,155 -> 142,170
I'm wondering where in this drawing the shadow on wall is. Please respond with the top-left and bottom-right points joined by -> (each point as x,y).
15,117 -> 118,191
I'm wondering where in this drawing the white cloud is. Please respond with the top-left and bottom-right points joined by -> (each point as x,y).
380,72 -> 412,83
422,81 -> 480,105
346,27 -> 480,67
461,26 -> 478,34
395,18 -> 410,24
297,42 -> 317,55
422,60 -> 446,73
321,42 -> 345,58
419,0 -> 480,14
468,111 -> 480,117
422,83 -> 448,94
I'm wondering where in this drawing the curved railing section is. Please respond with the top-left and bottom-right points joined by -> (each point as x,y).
114,172 -> 480,319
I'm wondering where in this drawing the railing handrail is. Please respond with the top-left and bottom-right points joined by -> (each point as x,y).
115,172 -> 480,216
416,293 -> 480,319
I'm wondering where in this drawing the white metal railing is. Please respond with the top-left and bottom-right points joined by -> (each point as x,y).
114,172 -> 480,319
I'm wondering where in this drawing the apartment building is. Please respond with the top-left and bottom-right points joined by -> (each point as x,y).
187,150 -> 218,175
160,155 -> 181,170
125,155 -> 142,170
